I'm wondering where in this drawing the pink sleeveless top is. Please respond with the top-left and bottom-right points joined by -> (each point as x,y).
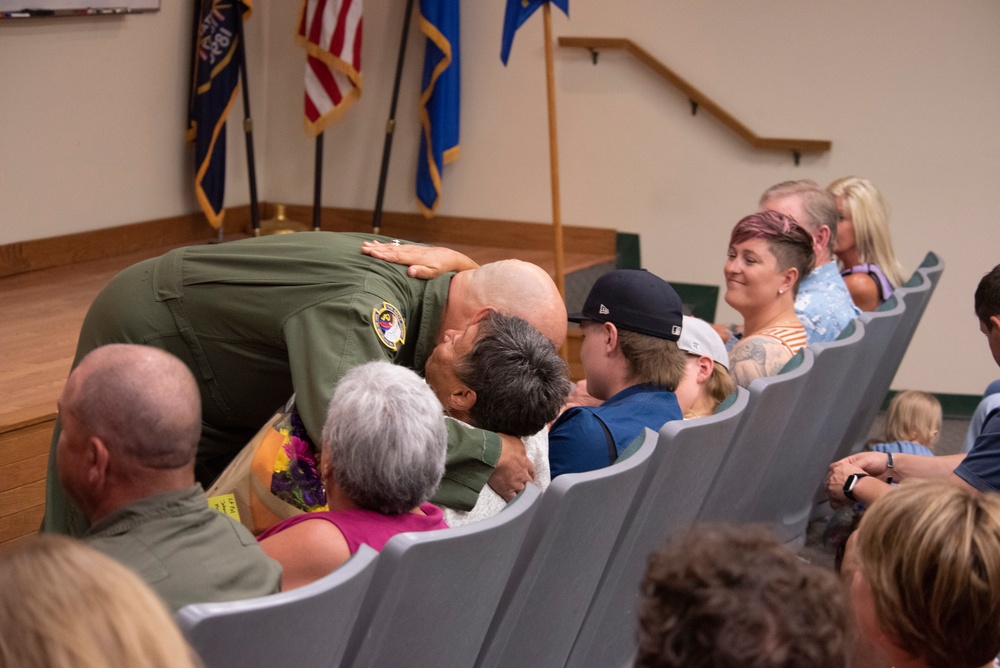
257,502 -> 448,553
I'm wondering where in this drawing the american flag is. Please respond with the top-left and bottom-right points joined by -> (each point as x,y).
297,0 -> 363,137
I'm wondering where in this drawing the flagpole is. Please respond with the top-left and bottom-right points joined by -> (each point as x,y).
312,133 -> 323,231
542,3 -> 566,300
191,0 -> 227,241
187,0 -> 202,147
232,1 -> 261,237
372,0 -> 416,236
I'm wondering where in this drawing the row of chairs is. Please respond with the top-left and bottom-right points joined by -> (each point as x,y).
176,252 -> 943,668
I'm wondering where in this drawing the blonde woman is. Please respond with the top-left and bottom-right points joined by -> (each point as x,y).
0,535 -> 202,668
827,176 -> 906,311
852,481 -> 1000,668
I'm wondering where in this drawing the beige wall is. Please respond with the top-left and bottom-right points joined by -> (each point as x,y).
0,3 -> 268,238
2,1 -> 998,396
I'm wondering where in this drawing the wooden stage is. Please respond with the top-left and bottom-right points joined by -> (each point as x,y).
0,210 -> 617,545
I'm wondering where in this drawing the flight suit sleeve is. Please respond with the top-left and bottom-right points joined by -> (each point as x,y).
283,292 -> 397,443
284,293 -> 501,512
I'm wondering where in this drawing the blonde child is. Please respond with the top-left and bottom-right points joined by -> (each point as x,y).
827,391 -> 943,569
867,390 -> 942,457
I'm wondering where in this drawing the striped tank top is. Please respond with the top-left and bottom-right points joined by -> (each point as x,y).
756,323 -> 808,356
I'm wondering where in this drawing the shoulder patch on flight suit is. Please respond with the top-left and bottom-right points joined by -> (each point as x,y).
372,301 -> 407,351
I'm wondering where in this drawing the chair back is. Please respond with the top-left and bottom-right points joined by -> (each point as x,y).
905,252 -> 944,323
566,391 -> 750,668
756,320 -> 867,543
917,251 -> 945,290
841,252 -> 944,458
835,295 -> 907,460
697,348 -> 816,523
176,544 -> 379,668
858,253 -> 942,454
474,429 -> 659,668
341,484 -> 541,668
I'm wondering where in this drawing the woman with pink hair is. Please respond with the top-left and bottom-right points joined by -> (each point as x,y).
723,210 -> 816,387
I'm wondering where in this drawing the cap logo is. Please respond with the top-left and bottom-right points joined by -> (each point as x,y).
599,304 -> 610,315
672,325 -> 682,337
372,301 -> 406,351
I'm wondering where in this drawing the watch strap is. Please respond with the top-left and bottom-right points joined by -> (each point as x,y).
843,473 -> 870,502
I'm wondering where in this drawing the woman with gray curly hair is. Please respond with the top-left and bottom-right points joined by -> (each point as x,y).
424,309 -> 571,525
258,361 -> 449,590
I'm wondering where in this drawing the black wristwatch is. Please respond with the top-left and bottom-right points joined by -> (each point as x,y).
843,473 -> 870,502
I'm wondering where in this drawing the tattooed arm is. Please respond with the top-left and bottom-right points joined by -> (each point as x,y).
728,334 -> 793,388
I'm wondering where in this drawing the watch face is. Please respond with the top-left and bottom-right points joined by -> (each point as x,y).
844,473 -> 866,500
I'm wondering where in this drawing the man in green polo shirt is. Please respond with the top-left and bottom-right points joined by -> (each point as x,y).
58,344 -> 282,610
43,231 -> 567,535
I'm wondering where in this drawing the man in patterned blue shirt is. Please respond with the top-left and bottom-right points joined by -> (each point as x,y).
760,180 -> 860,343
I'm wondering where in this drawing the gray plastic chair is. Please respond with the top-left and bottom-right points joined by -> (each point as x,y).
697,348 -> 816,524
566,390 -> 751,668
340,483 -> 542,668
893,264 -> 934,337
474,428 -> 659,668
916,250 -> 944,290
835,294 -> 908,461
856,253 -> 943,447
755,320 -> 867,543
841,252 -> 944,458
175,544 -> 379,668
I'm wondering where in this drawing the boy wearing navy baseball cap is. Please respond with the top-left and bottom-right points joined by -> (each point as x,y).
548,269 -> 687,477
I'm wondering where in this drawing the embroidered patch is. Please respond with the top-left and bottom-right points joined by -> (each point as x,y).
372,301 -> 406,351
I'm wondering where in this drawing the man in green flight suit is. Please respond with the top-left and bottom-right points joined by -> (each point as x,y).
42,231 -> 567,536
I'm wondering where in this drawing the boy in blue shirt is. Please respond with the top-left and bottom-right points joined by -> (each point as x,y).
549,270 -> 686,477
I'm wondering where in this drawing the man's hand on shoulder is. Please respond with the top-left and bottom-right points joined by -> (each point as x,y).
487,434 -> 536,502
361,240 -> 479,279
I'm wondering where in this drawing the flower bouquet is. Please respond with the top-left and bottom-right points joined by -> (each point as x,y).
207,397 -> 327,535
268,410 -> 328,513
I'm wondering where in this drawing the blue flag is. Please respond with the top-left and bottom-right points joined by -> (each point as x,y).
417,0 -> 460,217
187,0 -> 251,228
500,0 -> 568,65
